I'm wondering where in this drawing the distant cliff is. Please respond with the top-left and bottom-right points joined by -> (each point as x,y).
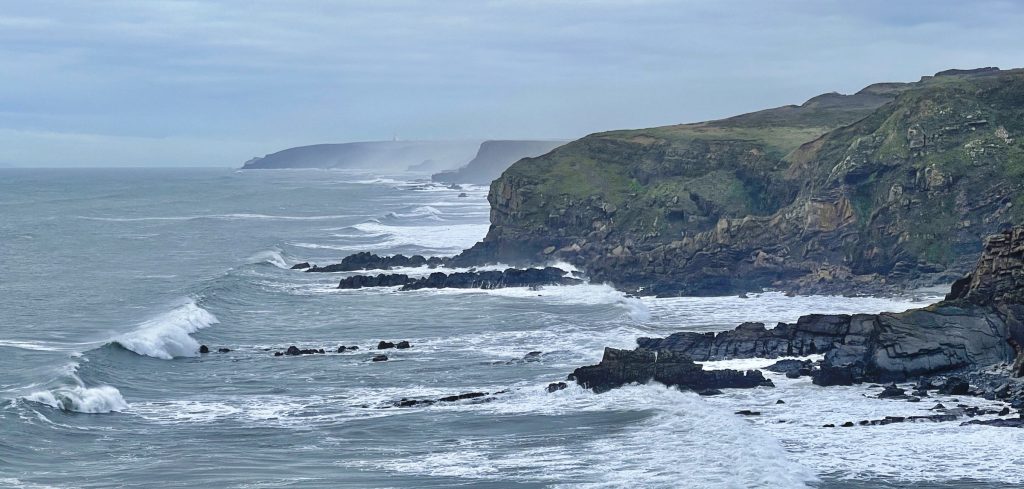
457,67 -> 1024,296
241,140 -> 482,172
432,140 -> 566,185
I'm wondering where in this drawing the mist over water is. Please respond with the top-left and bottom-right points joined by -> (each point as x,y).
1,168 -> 1021,488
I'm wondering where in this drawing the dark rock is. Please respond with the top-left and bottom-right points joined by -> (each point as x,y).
336,267 -> 582,290
308,252 -> 442,273
766,359 -> 813,373
546,382 -> 568,393
199,345 -> 210,354
371,355 -> 389,362
524,351 -> 543,361
823,423 -> 835,428
776,399 -> 786,404
570,348 -> 772,394
438,392 -> 486,402
290,262 -> 311,270
337,273 -> 413,289
458,192 -> 468,198
396,341 -> 411,349
280,346 -> 324,356
841,422 -> 855,427
377,341 -> 396,350
697,389 -> 723,396
907,396 -> 921,402
878,383 -> 907,399
274,351 -> 283,357
735,410 -> 761,416
961,418 -> 1024,428
217,348 -> 231,353
938,377 -> 971,396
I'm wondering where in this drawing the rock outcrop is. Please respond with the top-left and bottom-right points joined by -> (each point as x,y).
456,68 -> 1024,296
336,267 -> 581,290
569,348 -> 772,394
307,252 -> 447,273
576,227 -> 1024,391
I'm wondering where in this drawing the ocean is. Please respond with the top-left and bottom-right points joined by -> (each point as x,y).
1,168 -> 1021,488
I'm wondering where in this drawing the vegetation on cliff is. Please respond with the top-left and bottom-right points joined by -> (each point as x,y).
461,67 -> 1024,295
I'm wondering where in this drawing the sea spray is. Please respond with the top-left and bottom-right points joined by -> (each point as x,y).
114,299 -> 219,360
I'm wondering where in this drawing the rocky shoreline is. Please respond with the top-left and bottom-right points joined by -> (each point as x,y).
566,227 -> 1024,424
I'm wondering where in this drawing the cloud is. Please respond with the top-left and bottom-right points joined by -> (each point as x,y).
1,0 -> 1022,166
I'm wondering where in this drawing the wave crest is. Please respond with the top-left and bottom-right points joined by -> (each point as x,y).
24,384 -> 128,414
114,299 -> 219,359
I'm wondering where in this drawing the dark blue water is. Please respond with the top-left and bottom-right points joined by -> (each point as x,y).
0,168 -> 1019,488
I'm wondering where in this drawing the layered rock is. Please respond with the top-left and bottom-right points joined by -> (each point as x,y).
457,68 -> 1024,296
577,226 -> 1024,391
569,348 -> 772,394
336,267 -> 581,290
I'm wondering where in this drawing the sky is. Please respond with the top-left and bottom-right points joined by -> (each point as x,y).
1,0 -> 1022,167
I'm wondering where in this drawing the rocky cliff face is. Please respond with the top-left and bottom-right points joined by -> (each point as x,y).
458,68 -> 1024,296
432,140 -> 567,185
575,226 -> 1024,392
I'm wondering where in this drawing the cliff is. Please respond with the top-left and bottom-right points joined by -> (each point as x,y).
241,140 -> 482,172
431,140 -> 567,185
459,68 -> 1024,296
575,226 -> 1024,393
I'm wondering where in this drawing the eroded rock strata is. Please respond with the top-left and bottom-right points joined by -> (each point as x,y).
573,227 -> 1024,393
457,68 -> 1024,296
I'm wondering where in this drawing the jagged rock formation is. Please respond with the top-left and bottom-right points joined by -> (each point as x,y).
336,267 -> 581,290
582,227 -> 1024,391
457,68 -> 1024,296
240,140 -> 482,172
306,252 -> 447,273
569,348 -> 772,394
431,140 -> 567,185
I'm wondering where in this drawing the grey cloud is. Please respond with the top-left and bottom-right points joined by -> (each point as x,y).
0,0 -> 1021,166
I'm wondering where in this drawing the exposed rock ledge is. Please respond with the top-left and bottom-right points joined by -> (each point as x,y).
336,266 -> 581,290
572,226 -> 1024,393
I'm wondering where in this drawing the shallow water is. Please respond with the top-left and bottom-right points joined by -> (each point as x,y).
1,168 -> 1020,488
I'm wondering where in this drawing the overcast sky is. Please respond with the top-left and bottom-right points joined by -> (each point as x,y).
1,0 -> 1022,167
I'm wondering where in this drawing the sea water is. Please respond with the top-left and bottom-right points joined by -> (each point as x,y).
0,168 -> 1020,488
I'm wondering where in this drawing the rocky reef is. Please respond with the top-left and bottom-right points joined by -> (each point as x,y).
306,252 -> 448,273
571,227 -> 1024,396
457,68 -> 1024,296
336,266 -> 581,290
569,348 -> 772,394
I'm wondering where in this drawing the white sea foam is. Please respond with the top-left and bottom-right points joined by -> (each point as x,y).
339,384 -> 816,488
250,249 -> 290,269
24,384 -> 128,414
384,205 -> 445,221
294,221 -> 489,252
114,299 -> 219,359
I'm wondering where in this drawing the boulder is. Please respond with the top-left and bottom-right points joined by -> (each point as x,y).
377,341 -> 396,350
290,262 -> 311,270
372,354 -> 389,362
199,345 -> 210,354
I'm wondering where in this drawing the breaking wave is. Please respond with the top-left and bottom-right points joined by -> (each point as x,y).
113,299 -> 219,360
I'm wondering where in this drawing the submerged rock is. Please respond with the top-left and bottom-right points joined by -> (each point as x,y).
546,382 -> 568,393
371,354 -> 389,362
199,345 -> 210,354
